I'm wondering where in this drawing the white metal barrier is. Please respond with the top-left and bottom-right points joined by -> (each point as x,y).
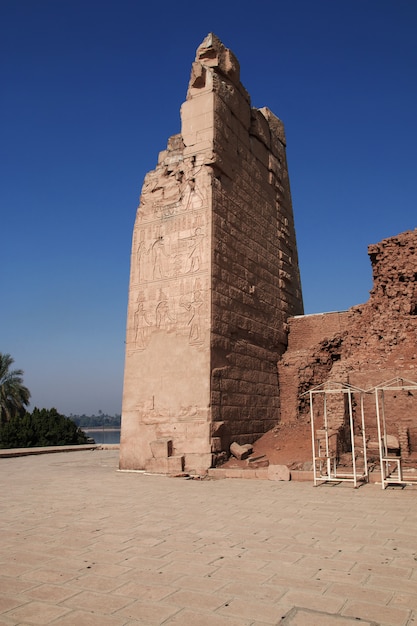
374,377 -> 417,489
304,382 -> 368,488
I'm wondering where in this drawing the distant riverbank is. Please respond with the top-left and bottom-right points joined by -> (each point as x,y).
82,428 -> 120,444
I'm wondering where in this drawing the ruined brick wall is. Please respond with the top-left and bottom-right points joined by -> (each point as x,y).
287,312 -> 349,351
120,34 -> 303,473
278,311 -> 350,424
279,229 -> 417,453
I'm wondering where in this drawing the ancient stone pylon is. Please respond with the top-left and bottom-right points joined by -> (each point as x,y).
119,34 -> 303,474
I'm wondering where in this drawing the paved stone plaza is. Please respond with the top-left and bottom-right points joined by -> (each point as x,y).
1,449 -> 417,625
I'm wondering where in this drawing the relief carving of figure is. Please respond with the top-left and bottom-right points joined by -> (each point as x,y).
136,239 -> 149,283
179,227 -> 204,274
183,176 -> 205,212
156,296 -> 175,328
134,301 -> 152,350
180,289 -> 204,344
188,227 -> 204,273
151,236 -> 169,280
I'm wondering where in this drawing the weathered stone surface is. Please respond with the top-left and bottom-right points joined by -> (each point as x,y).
119,33 -> 303,474
146,455 -> 185,475
230,442 -> 253,460
268,464 -> 291,481
383,435 -> 399,451
150,438 -> 173,459
278,228 -> 417,456
210,437 -> 222,452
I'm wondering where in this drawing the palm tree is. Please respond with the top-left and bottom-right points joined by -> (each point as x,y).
0,353 -> 31,424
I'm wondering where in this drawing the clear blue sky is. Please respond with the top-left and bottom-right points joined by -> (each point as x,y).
1,0 -> 416,415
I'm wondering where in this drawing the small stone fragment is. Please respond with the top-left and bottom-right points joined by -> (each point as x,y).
230,442 -> 253,460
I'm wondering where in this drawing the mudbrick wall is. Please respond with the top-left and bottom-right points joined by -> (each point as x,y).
279,229 -> 417,458
120,34 -> 303,473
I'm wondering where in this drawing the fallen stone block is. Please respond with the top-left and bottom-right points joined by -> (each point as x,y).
248,454 -> 267,463
230,442 -> 253,460
268,464 -> 291,481
248,455 -> 269,469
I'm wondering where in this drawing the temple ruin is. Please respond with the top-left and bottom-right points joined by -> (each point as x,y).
119,34 -> 303,474
279,228 -> 417,476
120,33 -> 417,479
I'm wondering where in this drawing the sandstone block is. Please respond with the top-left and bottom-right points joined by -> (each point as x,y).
248,457 -> 269,468
255,468 -> 269,479
211,421 -> 226,436
383,435 -> 400,451
146,455 -> 184,475
167,455 -> 184,473
251,137 -> 269,169
230,442 -> 253,460
150,438 -> 173,459
211,437 -> 222,452
268,464 -> 291,481
259,107 -> 286,146
290,470 -> 313,482
146,458 -> 169,474
250,108 -> 271,149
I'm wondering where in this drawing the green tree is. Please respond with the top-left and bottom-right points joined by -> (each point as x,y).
0,407 -> 89,449
0,353 -> 31,425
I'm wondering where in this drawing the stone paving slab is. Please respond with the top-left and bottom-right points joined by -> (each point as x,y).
278,606 -> 378,625
1,450 -> 417,625
0,444 -> 101,458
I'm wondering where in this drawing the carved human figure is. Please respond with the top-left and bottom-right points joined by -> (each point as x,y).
183,175 -> 204,211
181,289 -> 203,344
134,301 -> 152,349
185,227 -> 204,274
151,236 -> 168,280
136,240 -> 148,283
155,296 -> 175,328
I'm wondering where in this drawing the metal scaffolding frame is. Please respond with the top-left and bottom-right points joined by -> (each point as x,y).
373,377 -> 417,489
304,382 -> 369,488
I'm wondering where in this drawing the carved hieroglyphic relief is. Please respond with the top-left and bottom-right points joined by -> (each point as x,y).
133,300 -> 152,350
180,281 -> 204,345
127,154 -> 210,353
121,34 -> 305,473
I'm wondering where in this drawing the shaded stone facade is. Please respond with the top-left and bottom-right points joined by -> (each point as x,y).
119,34 -> 303,473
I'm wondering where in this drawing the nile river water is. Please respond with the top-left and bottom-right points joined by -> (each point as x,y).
82,429 -> 121,444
